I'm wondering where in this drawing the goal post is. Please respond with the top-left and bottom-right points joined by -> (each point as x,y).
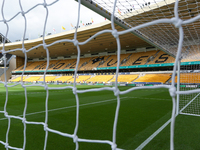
1,0 -> 200,150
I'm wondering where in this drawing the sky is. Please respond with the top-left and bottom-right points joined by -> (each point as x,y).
0,0 -> 105,42
0,0 -> 164,42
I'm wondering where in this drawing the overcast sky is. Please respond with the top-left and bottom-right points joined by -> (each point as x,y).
0,0 -> 164,42
0,0 -> 105,42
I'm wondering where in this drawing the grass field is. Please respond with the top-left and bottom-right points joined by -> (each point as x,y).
0,84 -> 199,150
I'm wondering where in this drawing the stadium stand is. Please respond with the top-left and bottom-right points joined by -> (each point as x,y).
23,61 -> 43,71
100,55 -> 117,68
67,75 -> 91,83
95,56 -> 111,68
11,76 -> 26,82
127,50 -> 159,66
173,73 -> 200,83
80,57 -> 95,70
37,76 -> 57,82
148,51 -> 175,64
12,50 -> 178,73
81,56 -> 110,70
134,73 -> 172,84
33,61 -> 46,70
78,57 -> 93,70
15,62 -> 34,71
54,59 -> 76,70
86,75 -> 114,83
100,54 -> 133,68
48,60 -> 60,70
23,76 -> 42,82
52,76 -> 73,82
109,74 -> 139,83
120,54 -> 132,66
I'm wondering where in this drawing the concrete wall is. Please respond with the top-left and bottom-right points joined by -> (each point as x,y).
1,56 -> 16,82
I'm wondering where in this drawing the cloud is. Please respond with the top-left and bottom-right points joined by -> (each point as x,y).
0,0 -> 104,42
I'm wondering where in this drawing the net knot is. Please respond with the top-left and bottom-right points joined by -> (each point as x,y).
114,88 -> 120,96
73,87 -> 77,95
44,124 -> 48,131
22,48 -> 26,53
44,85 -> 48,90
169,86 -> 176,97
73,39 -> 78,46
4,143 -> 8,149
4,82 -> 7,87
4,112 -> 8,117
21,11 -> 25,17
43,43 -> 47,49
111,143 -> 117,150
171,17 -> 182,28
73,135 -> 78,143
3,19 -> 6,24
22,118 -> 26,123
43,2 -> 47,8
112,29 -> 118,38
21,83 -> 25,88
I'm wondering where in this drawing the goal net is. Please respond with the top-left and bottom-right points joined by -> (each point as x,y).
178,62 -> 200,116
1,0 -> 200,149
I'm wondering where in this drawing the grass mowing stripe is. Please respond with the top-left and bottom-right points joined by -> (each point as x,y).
127,96 -> 171,101
4,89 -> 73,95
135,118 -> 171,150
0,97 -> 128,121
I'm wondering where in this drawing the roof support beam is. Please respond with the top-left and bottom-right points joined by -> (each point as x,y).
75,0 -> 175,58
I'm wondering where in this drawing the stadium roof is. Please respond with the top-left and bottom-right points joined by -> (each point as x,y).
0,33 -> 11,44
82,0 -> 200,61
1,0 -> 200,61
0,21 -> 152,59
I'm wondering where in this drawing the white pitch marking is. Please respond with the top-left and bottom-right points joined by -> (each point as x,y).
135,119 -> 171,150
5,89 -> 72,95
127,96 -> 171,101
0,97 -> 128,121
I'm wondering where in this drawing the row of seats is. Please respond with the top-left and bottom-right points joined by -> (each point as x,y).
24,76 -> 41,82
15,50 -> 175,72
134,74 -> 171,83
109,74 -> 138,83
52,76 -> 73,82
10,74 -> 171,84
37,76 -> 57,82
68,75 -> 91,83
173,73 -> 200,83
11,76 -> 26,82
11,73 -> 200,84
86,75 -> 114,83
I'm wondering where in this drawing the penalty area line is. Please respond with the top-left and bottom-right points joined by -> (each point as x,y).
0,97 -> 128,121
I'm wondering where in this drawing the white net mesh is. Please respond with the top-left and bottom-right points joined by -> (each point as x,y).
178,63 -> 200,116
1,0 -> 200,149
92,0 -> 200,60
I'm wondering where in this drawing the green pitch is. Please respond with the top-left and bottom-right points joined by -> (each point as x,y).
0,84 -> 199,150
